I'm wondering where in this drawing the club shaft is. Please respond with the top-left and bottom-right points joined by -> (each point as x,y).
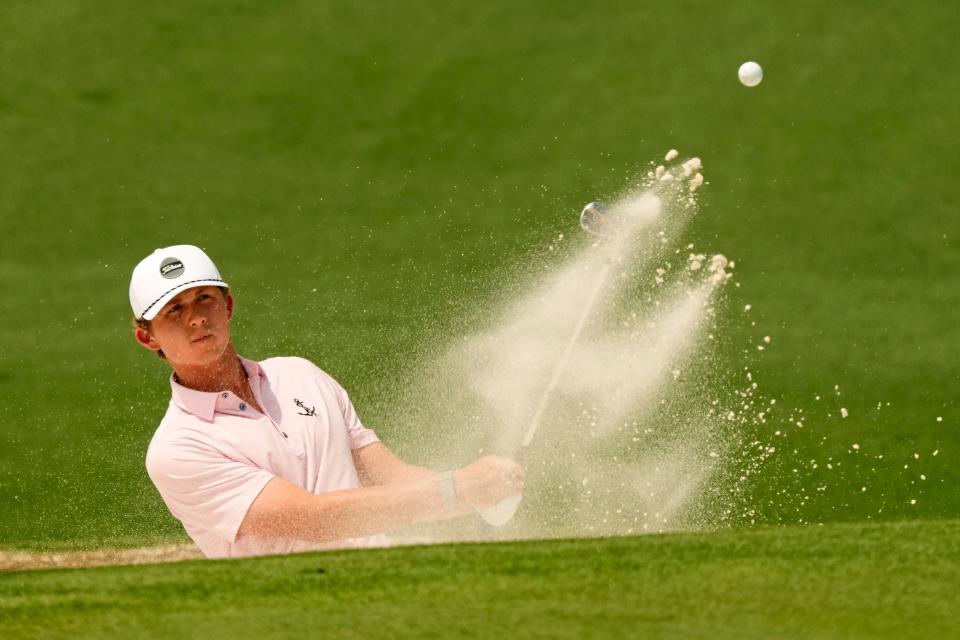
520,263 -> 612,448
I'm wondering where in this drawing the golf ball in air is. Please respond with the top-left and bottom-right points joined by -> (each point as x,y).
738,61 -> 763,87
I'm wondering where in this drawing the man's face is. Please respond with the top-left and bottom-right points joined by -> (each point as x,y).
135,286 -> 234,366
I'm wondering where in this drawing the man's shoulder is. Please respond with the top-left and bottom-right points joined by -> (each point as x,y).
257,355 -> 341,386
257,355 -> 322,376
147,403 -> 219,458
145,405 -> 211,475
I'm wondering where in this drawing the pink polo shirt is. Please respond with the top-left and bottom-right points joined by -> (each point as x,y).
145,356 -> 386,559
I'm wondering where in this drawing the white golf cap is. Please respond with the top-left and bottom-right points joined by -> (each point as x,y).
129,245 -> 228,320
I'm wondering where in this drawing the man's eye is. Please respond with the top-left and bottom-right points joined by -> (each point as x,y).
168,306 -> 181,315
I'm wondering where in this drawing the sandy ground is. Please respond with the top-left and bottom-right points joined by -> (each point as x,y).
0,544 -> 203,572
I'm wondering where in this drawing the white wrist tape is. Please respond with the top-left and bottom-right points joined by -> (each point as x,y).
438,470 -> 457,506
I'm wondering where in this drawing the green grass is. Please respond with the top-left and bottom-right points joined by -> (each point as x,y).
1,0 -> 958,552
2,519 -> 957,639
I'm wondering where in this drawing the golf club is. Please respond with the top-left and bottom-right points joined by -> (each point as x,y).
475,202 -> 613,526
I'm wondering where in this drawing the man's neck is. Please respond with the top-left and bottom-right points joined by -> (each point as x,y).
171,344 -> 247,394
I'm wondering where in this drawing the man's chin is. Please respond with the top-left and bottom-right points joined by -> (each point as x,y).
174,341 -> 232,367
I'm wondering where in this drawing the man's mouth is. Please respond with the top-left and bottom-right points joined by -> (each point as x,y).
192,333 -> 213,343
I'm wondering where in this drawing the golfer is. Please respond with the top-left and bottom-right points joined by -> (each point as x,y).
131,245 -> 524,559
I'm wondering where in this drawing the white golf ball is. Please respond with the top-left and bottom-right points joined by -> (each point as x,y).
738,61 -> 763,87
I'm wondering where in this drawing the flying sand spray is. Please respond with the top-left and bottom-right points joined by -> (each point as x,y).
391,151 -> 735,543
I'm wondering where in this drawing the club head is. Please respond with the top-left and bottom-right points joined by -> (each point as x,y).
475,494 -> 522,527
580,201 -> 613,237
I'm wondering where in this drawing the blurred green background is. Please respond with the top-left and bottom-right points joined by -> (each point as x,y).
1,0 -> 957,549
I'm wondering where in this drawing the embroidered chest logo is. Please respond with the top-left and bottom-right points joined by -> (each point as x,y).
294,398 -> 317,417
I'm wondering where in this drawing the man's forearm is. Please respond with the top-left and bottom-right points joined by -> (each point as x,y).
238,473 -> 470,544
351,442 -> 437,486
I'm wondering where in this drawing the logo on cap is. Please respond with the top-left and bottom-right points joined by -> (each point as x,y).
160,257 -> 185,279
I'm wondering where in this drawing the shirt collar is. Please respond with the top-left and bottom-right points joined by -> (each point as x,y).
169,356 -> 267,422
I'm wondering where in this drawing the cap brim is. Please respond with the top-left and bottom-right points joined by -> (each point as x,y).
139,279 -> 229,320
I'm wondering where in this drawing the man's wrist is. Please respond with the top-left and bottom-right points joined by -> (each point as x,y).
438,470 -> 457,506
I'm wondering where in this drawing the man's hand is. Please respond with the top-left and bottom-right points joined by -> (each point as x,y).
454,455 -> 525,507
353,444 -> 526,509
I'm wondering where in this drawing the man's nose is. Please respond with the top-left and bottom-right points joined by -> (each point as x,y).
185,305 -> 208,326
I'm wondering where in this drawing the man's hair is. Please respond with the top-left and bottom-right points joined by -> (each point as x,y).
133,287 -> 230,360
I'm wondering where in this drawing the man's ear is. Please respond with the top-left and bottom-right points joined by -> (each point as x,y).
225,292 -> 234,320
134,327 -> 162,353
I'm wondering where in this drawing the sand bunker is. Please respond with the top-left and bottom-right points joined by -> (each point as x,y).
0,544 -> 202,572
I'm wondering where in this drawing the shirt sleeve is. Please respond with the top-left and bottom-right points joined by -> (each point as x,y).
145,436 -> 275,543
311,363 -> 380,450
